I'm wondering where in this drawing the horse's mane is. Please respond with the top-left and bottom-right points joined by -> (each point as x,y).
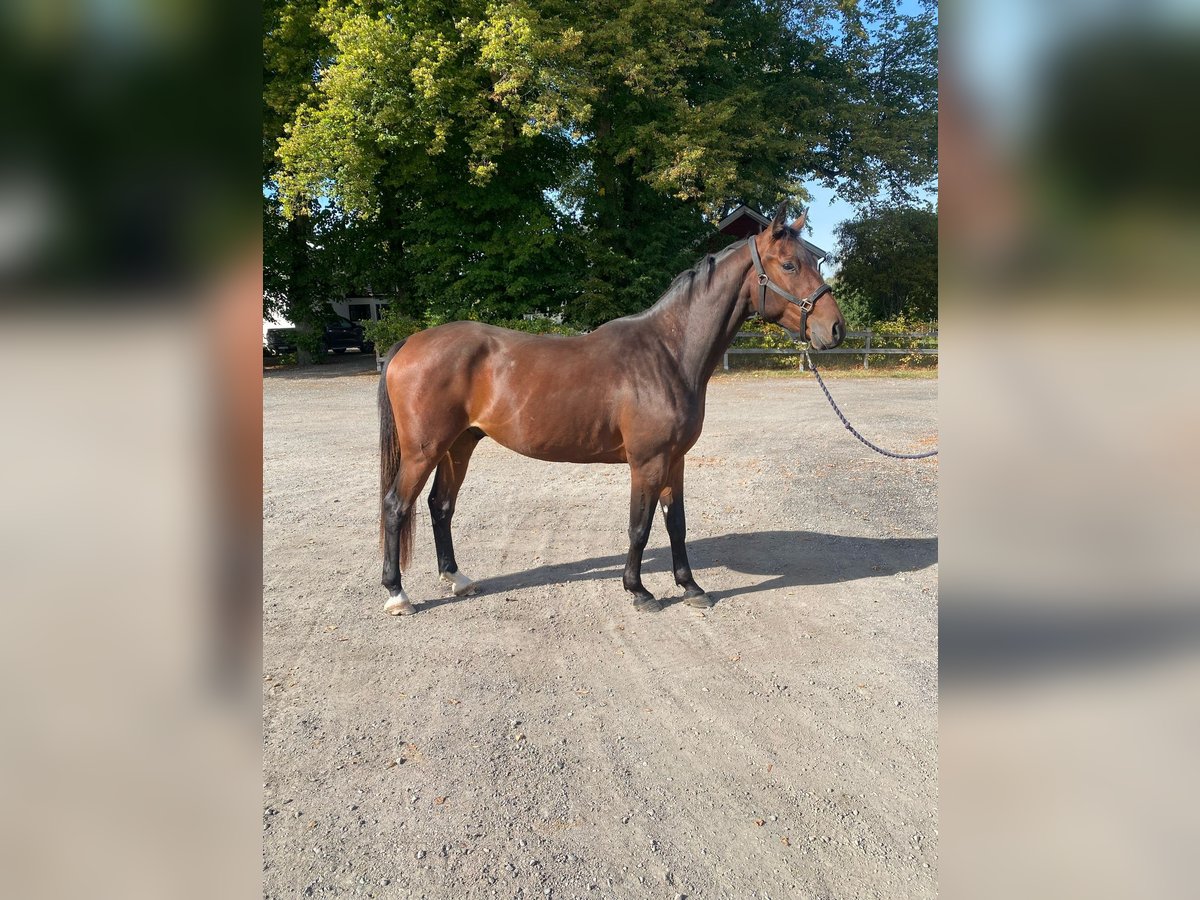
646,225 -> 815,312
651,238 -> 751,309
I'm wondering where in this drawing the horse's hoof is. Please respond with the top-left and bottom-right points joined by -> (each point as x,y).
384,591 -> 416,616
683,591 -> 716,609
441,570 -> 479,597
632,594 -> 663,613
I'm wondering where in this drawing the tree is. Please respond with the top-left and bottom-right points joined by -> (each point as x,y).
264,0 -> 939,332
264,0 -> 337,360
833,205 -> 937,324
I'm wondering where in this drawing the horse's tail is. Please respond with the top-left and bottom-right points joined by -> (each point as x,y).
378,340 -> 414,567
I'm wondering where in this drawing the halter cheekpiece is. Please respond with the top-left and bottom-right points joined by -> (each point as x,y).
747,236 -> 832,343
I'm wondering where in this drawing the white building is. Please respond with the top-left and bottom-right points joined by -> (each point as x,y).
329,295 -> 392,324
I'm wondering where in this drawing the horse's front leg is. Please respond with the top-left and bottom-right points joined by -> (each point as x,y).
660,457 -> 715,609
624,458 -> 669,612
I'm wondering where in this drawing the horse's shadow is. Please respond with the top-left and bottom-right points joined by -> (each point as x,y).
423,530 -> 937,609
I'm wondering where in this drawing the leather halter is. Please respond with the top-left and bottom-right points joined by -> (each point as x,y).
747,235 -> 832,343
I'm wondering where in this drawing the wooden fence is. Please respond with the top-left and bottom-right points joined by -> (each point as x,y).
723,330 -> 938,371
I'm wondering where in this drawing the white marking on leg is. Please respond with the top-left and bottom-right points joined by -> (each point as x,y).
384,589 -> 415,616
441,570 -> 478,596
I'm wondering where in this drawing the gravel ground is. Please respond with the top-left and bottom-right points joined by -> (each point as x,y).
264,357 -> 938,899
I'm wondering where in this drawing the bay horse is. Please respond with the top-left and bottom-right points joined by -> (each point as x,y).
377,204 -> 846,615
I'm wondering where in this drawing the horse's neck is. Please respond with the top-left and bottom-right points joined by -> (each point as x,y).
650,249 -> 752,391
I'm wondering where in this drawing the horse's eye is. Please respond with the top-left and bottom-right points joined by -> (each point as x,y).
781,262 -> 796,272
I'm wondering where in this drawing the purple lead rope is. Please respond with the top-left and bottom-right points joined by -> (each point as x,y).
804,350 -> 938,460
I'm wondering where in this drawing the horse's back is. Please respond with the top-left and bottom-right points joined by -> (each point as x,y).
386,321 -> 637,462
388,321 -> 589,390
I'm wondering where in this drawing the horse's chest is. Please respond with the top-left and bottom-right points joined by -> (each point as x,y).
627,393 -> 704,449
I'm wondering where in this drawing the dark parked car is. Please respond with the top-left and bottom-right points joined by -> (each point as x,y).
265,316 -> 375,355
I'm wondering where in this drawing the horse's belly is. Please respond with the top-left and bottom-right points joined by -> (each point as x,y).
474,405 -> 625,464
494,437 -> 626,464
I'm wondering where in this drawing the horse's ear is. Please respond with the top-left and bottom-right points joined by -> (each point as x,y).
791,208 -> 808,232
769,201 -> 790,240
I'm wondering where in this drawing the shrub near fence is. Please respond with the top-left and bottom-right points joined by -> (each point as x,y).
723,320 -> 938,371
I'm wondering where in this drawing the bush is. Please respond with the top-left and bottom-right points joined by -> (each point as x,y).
294,328 -> 326,364
867,314 -> 938,368
362,307 -> 425,353
364,308 -> 581,352
736,321 -> 796,349
724,321 -> 807,370
725,315 -> 938,371
834,206 -> 938,322
489,317 -> 580,336
830,285 -> 873,331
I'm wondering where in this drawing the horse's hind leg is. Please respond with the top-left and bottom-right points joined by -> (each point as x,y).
429,429 -> 483,596
382,454 -> 440,615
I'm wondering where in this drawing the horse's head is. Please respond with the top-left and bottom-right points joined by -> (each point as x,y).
747,205 -> 847,350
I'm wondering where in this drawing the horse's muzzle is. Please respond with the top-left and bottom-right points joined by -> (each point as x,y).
810,317 -> 846,351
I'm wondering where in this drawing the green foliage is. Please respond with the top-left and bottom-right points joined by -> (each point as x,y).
361,306 -> 425,353
785,312 -> 936,370
490,317 -> 579,336
364,306 -> 581,351
870,313 -> 937,367
871,313 -> 937,338
725,313 -> 937,371
264,0 -> 939,339
295,327 -> 329,363
736,321 -> 800,350
828,276 -> 872,331
723,321 -> 807,370
833,206 -> 938,323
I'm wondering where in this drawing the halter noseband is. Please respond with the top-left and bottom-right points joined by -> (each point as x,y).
747,235 -> 832,343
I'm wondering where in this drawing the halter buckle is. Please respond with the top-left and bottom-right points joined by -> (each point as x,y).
799,298 -> 814,312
